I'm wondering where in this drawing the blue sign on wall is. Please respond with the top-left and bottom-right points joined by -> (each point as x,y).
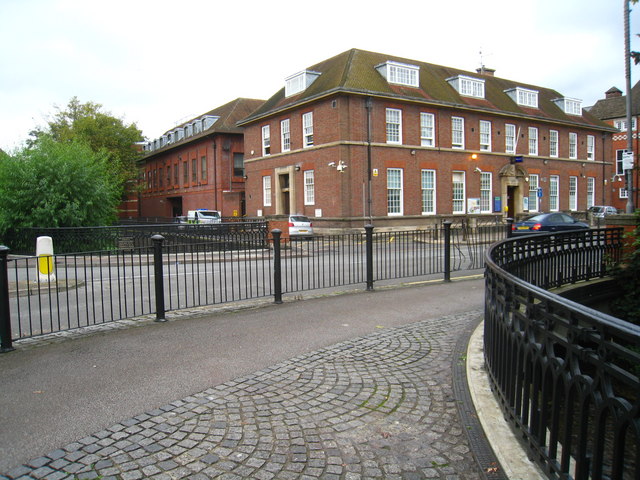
537,187 -> 543,198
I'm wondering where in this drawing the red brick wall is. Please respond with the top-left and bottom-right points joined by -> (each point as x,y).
244,94 -> 614,219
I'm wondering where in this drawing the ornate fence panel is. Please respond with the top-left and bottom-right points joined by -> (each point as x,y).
484,228 -> 639,480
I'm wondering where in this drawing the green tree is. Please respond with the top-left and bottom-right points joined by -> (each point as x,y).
611,211 -> 640,325
0,136 -> 123,235
30,97 -> 144,182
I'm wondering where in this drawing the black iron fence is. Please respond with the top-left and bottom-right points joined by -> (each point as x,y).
3,221 -> 269,255
484,228 -> 639,480
0,220 -> 506,350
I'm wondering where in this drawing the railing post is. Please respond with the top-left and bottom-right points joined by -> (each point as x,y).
506,217 -> 514,238
365,224 -> 374,291
443,221 -> 451,282
0,246 -> 14,353
272,229 -> 283,304
151,235 -> 166,322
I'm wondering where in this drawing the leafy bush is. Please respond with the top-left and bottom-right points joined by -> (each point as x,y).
610,211 -> 640,325
0,136 -> 123,236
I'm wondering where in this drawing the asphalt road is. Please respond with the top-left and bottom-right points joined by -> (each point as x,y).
0,276 -> 484,474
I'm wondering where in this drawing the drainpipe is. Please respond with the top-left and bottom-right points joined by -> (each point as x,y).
213,141 -> 218,211
365,97 -> 373,222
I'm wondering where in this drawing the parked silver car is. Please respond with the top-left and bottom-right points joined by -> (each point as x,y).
288,215 -> 314,239
588,205 -> 618,218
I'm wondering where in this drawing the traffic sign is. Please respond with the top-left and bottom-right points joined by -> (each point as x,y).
622,150 -> 634,170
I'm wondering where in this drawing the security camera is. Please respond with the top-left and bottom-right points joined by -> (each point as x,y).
474,167 -> 482,173
336,163 -> 347,172
328,162 -> 336,167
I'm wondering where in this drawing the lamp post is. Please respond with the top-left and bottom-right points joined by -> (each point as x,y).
624,0 -> 636,212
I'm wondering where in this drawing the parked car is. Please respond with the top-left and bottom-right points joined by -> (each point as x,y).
511,213 -> 589,236
588,205 -> 618,218
288,214 -> 314,239
184,209 -> 222,224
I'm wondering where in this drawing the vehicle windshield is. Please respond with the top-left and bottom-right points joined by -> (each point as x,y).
199,211 -> 220,218
590,207 -> 604,213
524,214 -> 546,222
290,216 -> 309,222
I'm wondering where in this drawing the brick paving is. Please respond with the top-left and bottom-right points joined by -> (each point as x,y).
1,310 -> 490,480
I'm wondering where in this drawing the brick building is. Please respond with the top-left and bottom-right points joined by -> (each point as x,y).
588,83 -> 640,212
139,98 -> 264,219
238,49 -> 615,229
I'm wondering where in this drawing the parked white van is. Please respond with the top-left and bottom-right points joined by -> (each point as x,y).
186,210 -> 222,224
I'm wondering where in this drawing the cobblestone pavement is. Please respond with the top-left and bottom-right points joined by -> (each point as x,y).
2,311 -> 487,480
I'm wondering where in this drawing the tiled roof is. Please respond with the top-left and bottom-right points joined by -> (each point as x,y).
167,97 -> 265,135
588,81 -> 640,120
144,98 -> 265,157
239,48 -> 611,130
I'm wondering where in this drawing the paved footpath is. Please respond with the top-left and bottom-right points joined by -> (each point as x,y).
0,277 -> 502,480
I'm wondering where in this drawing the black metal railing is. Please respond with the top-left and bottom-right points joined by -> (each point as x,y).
0,221 -> 507,348
484,228 -> 639,480
3,221 -> 269,255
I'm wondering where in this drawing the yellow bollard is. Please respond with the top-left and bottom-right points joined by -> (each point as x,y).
36,236 -> 56,282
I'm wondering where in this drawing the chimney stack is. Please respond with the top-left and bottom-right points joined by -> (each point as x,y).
476,66 -> 495,77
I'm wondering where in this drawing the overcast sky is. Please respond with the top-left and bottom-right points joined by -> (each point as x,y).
1,0 -> 639,152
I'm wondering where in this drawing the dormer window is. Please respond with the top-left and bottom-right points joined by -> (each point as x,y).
553,97 -> 582,116
285,70 -> 321,97
375,61 -> 420,87
505,87 -> 538,108
447,75 -> 485,99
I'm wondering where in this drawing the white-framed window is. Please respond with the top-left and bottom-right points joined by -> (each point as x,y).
565,98 -> 582,116
420,113 -> 435,147
421,169 -> 436,215
614,118 -> 637,131
281,119 -> 290,152
387,168 -> 403,215
448,75 -> 485,98
480,172 -> 492,213
620,187 -> 629,199
569,132 -> 577,159
452,116 -> 464,149
553,97 -> 582,116
549,175 -> 559,212
587,177 -> 595,208
262,175 -> 272,207
261,125 -> 270,156
479,120 -> 491,151
505,124 -> 516,154
587,135 -> 595,161
386,61 -> 420,87
516,88 -> 538,108
549,130 -> 559,157
302,112 -> 314,147
386,108 -> 402,144
528,127 -> 538,155
285,70 -> 320,97
452,171 -> 466,214
304,170 -> 315,205
528,174 -> 539,212
569,176 -> 578,211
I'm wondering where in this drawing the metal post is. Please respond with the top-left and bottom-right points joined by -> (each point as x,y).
151,235 -> 166,322
443,221 -> 451,283
0,246 -> 14,352
272,229 -> 283,304
365,224 -> 374,291
624,0 -> 636,213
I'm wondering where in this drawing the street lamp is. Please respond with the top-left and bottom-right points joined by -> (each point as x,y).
624,0 -> 636,212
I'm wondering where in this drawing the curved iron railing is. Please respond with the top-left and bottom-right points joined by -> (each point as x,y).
484,228 -> 640,480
